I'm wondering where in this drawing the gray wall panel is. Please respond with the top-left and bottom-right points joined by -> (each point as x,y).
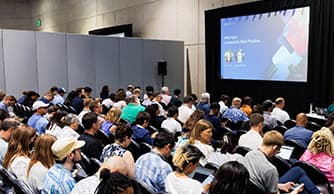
3,30 -> 38,97
164,41 -> 184,92
94,37 -> 120,94
36,32 -> 68,94
67,34 -> 96,96
119,39 -> 143,89
0,30 -> 5,91
143,40 -> 164,91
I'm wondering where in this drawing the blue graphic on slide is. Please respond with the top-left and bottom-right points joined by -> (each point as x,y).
220,7 -> 309,82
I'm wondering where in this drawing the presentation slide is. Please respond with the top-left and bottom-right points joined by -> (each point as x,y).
220,7 -> 310,82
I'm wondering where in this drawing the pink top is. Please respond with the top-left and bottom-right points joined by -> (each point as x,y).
300,150 -> 334,182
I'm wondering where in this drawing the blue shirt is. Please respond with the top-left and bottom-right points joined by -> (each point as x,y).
52,94 -> 64,105
27,114 -> 49,134
42,164 -> 76,194
222,107 -> 249,123
132,125 -> 153,145
135,152 -> 172,193
284,126 -> 313,149
196,102 -> 210,115
0,102 -> 8,112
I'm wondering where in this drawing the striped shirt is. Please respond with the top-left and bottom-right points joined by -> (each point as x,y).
42,164 -> 76,194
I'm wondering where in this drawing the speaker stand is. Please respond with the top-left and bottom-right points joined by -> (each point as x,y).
161,74 -> 165,88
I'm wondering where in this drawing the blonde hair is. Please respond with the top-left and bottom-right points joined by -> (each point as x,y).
105,107 -> 122,122
173,144 -> 204,173
262,130 -> 284,147
308,127 -> 334,156
189,119 -> 212,144
27,134 -> 57,176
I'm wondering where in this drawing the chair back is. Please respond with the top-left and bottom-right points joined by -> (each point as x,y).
306,121 -> 322,132
0,165 -> 34,194
293,161 -> 333,194
284,139 -> 306,159
234,146 -> 252,156
269,155 -> 292,177
246,181 -> 267,194
284,119 -> 296,129
204,162 -> 219,172
89,158 -> 102,174
240,120 -> 250,131
273,125 -> 288,135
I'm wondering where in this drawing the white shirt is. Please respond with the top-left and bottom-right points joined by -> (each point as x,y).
8,156 -> 30,182
161,117 -> 182,133
101,98 -> 114,109
272,107 -> 290,124
207,152 -> 243,167
27,161 -> 48,193
238,129 -> 263,151
219,101 -> 228,114
178,104 -> 194,124
71,173 -> 100,194
193,140 -> 214,166
152,101 -> 166,116
165,172 -> 203,194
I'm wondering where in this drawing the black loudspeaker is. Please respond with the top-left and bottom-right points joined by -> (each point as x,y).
158,61 -> 167,75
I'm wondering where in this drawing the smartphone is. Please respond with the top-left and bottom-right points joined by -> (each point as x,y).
202,174 -> 214,186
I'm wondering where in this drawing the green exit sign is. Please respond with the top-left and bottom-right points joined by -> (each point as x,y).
35,19 -> 41,27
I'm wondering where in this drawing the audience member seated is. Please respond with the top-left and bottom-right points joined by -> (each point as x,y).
161,106 -> 182,134
165,144 -> 206,194
39,90 -> 55,105
99,85 -> 110,101
205,103 -> 221,139
300,127 -> 334,182
135,132 -> 175,193
18,91 -> 40,108
178,96 -> 195,124
78,98 -> 93,126
241,130 -> 320,194
175,110 -> 205,150
169,88 -> 182,108
209,161 -> 249,194
222,97 -> 248,125
100,122 -> 135,178
207,136 -> 243,167
42,138 -> 85,194
101,93 -> 115,110
27,134 -> 56,193
151,92 -> 166,116
132,112 -> 156,145
238,113 -> 264,151
218,94 -> 230,115
262,99 -> 278,130
240,96 -> 253,117
3,125 -> 36,182
196,92 -> 211,116
52,87 -> 66,105
95,171 -> 134,194
71,156 -> 129,194
145,103 -> 165,130
160,86 -> 172,108
0,95 -> 16,113
60,113 -> 80,139
189,119 -> 214,166
120,95 -> 145,124
79,112 -> 103,159
126,84 -> 134,98
27,101 -> 50,134
272,97 -> 290,125
284,113 -> 313,149
45,110 -> 67,137
0,118 -> 19,164
113,89 -> 127,110
101,107 -> 121,136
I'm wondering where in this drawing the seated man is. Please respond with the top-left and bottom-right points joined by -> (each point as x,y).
241,130 -> 320,194
71,156 -> 129,194
272,97 -> 290,124
284,113 -> 313,149
132,111 -> 155,145
27,101 -> 49,134
262,99 -> 278,130
222,97 -> 248,124
135,132 -> 175,193
238,113 -> 264,151
120,95 -> 145,124
42,138 -> 85,194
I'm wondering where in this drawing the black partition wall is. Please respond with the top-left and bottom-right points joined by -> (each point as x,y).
205,0 -> 334,117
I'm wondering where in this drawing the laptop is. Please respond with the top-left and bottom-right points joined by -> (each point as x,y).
276,145 -> 294,160
189,167 -> 215,183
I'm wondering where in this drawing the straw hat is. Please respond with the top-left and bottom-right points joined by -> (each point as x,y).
51,138 -> 85,161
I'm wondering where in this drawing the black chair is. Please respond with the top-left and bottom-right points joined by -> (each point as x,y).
273,125 -> 288,135
89,158 -> 102,174
284,119 -> 296,129
204,162 -> 219,172
246,181 -> 267,194
284,139 -> 306,159
127,140 -> 142,161
240,120 -> 250,131
79,152 -> 94,176
293,161 -> 333,194
95,129 -> 113,147
139,142 -> 152,155
0,165 -> 34,194
262,124 -> 273,134
133,179 -> 155,194
306,121 -> 322,132
269,155 -> 292,177
234,146 -> 252,156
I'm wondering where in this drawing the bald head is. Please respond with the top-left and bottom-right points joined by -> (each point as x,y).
99,156 -> 128,176
231,97 -> 242,108
296,113 -> 308,127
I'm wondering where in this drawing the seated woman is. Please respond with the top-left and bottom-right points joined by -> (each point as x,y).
189,119 -> 214,166
101,107 -> 121,136
95,170 -> 134,194
3,125 -> 36,182
27,134 -> 56,193
300,127 -> 334,182
100,122 -> 135,178
61,113 -> 80,139
165,144 -> 206,194
209,161 -> 249,194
